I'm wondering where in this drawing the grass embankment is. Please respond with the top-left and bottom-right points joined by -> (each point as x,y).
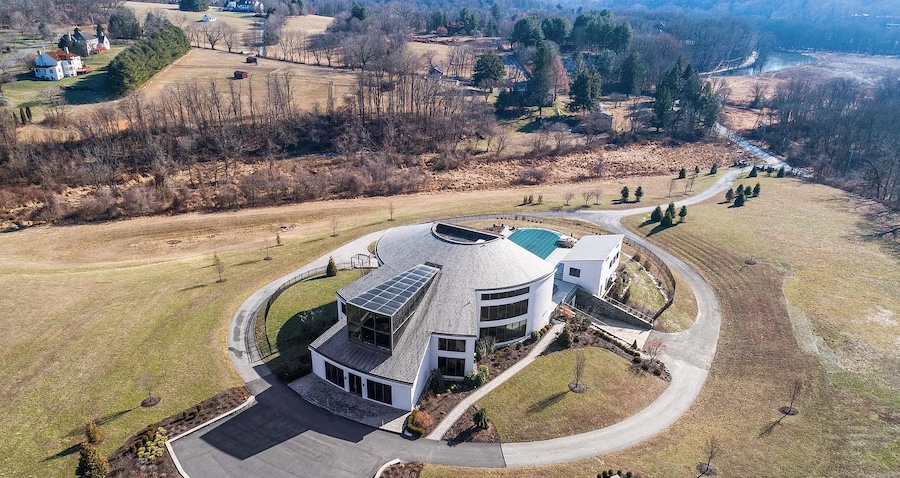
424,177 -> 899,477
260,270 -> 362,374
0,181 -> 709,477
621,259 -> 665,314
476,348 -> 667,442
2,45 -> 127,116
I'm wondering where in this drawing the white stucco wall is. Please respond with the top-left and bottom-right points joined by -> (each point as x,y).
475,273 -> 554,345
562,241 -> 621,296
310,350 -> 415,410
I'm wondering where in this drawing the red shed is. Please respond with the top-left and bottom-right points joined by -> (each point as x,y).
234,70 -> 249,80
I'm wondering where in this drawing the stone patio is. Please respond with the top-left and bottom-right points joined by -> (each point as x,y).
289,374 -> 409,433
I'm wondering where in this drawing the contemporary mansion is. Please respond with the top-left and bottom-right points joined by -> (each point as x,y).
309,222 -> 623,410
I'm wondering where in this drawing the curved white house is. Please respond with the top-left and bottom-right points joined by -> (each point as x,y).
309,221 -> 622,410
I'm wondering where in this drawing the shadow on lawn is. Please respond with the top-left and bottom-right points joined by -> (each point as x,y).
527,390 -> 568,413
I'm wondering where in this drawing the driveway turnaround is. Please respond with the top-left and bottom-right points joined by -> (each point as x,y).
172,127 -> 783,476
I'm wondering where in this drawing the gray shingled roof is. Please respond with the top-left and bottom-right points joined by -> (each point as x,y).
310,222 -> 555,384
562,234 -> 624,262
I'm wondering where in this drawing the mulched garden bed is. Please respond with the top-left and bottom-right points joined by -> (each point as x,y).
380,462 -> 423,478
415,335 -> 543,436
563,313 -> 671,381
107,386 -> 251,478
441,405 -> 501,443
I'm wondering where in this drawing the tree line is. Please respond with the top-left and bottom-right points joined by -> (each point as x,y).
107,24 -> 191,94
759,77 -> 900,209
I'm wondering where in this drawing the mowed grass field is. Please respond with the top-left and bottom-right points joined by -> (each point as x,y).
136,48 -> 358,112
477,347 -> 668,442
424,177 -> 899,478
0,177 -> 703,477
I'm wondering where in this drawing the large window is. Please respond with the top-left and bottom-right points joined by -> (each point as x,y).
481,287 -> 529,301
438,338 -> 466,352
569,267 -> 581,278
347,308 -> 392,351
324,362 -> 344,388
480,299 -> 529,321
438,357 -> 466,377
367,380 -> 392,405
481,319 -> 527,343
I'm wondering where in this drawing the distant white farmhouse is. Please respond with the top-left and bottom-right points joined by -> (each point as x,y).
71,28 -> 111,54
200,14 -> 218,22
34,49 -> 84,81
224,0 -> 263,12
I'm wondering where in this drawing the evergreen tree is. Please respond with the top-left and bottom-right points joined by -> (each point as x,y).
725,188 -> 734,202
557,326 -> 573,348
734,193 -> 746,207
179,0 -> 209,12
634,186 -> 643,202
777,166 -> 786,178
109,6 -> 142,39
457,8 -> 481,35
744,186 -> 752,197
660,211 -> 674,227
620,186 -> 629,202
748,167 -> 758,178
473,51 -> 505,88
474,408 -> 489,429
753,183 -> 761,197
76,443 -> 109,478
525,42 -> 557,109
678,205 -> 688,222
541,17 -> 571,44
652,84 -> 674,131
736,184 -> 745,196
326,257 -> 338,277
569,55 -> 602,111
619,49 -> 642,96
349,3 -> 368,21
678,167 -> 686,179
666,202 -> 676,218
694,165 -> 700,175
511,17 -> 544,47
650,205 -> 663,222
710,163 -> 718,175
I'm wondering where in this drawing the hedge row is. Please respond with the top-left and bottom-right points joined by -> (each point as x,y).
107,24 -> 191,94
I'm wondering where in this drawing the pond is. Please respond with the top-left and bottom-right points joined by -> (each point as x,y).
720,50 -> 816,77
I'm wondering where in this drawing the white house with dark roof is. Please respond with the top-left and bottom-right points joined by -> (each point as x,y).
308,222 -> 622,410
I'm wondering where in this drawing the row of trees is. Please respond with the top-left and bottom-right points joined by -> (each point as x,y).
107,24 -> 191,94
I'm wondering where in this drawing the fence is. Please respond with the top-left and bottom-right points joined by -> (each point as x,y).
253,261 -> 367,359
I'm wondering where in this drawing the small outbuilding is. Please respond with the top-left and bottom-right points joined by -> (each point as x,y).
200,14 -> 217,22
245,56 -> 258,64
234,70 -> 249,80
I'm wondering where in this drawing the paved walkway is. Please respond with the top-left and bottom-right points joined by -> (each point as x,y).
172,126 -> 786,476
425,323 -> 565,441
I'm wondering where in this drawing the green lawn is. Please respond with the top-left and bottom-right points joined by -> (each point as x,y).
475,347 -> 668,442
1,45 -> 126,118
621,258 -> 666,316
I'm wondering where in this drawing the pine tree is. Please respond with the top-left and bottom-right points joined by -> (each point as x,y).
678,167 -> 686,179
777,166 -> 786,178
666,202 -> 676,218
473,51 -> 505,87
710,163 -> 718,175
744,186 -> 752,198
694,165 -> 700,175
652,84 -> 674,131
474,408 -> 489,429
753,183 -> 761,197
76,443 -> 109,478
725,188 -> 734,203
660,211 -> 674,227
326,257 -> 338,277
569,55 -> 602,111
678,205 -> 688,222
634,186 -> 643,202
736,184 -> 745,197
748,167 -> 758,178
619,49 -> 642,96
734,193 -> 746,207
620,186 -> 629,202
650,205 -> 663,222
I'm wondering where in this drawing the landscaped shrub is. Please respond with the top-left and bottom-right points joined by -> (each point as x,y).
326,257 -> 338,277
429,368 -> 445,394
643,259 -> 651,271
76,443 -> 109,478
406,410 -> 434,435
632,252 -> 642,263
530,330 -> 542,342
85,420 -> 102,444
135,425 -> 167,463
473,408 -> 489,429
557,326 -> 573,348
464,365 -> 489,388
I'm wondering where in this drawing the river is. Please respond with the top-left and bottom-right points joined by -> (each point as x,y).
719,50 -> 816,76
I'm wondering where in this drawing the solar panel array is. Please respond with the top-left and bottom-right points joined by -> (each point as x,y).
347,264 -> 439,317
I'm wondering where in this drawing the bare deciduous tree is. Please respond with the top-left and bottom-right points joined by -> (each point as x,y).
563,191 -> 575,206
213,254 -> 225,283
582,190 -> 592,206
697,437 -> 721,477
573,349 -> 586,390
644,339 -> 666,367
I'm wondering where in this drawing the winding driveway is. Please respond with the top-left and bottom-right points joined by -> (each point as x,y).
171,128 -> 781,477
